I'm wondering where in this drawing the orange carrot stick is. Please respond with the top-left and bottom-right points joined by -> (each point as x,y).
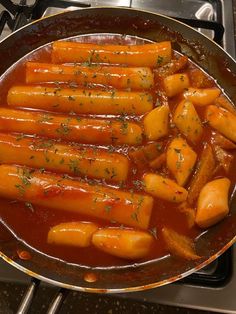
51,41 -> 172,67
0,108 -> 142,145
7,86 -> 153,115
26,62 -> 154,90
0,133 -> 129,182
0,164 -> 153,229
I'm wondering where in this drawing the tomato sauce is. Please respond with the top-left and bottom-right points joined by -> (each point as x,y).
0,34 -> 235,267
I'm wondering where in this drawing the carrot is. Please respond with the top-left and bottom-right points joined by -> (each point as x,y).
0,133 -> 129,182
188,144 -> 215,205
196,178 -> 230,228
92,228 -> 154,259
0,164 -> 153,229
162,227 -> 200,260
184,87 -> 221,106
163,73 -> 190,97
7,86 -> 153,115
51,41 -> 172,67
26,62 -> 154,90
206,105 -> 236,142
143,173 -> 188,203
48,222 -> 98,247
0,108 -> 142,146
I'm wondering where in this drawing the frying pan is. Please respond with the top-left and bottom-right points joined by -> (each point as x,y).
0,7 -> 236,293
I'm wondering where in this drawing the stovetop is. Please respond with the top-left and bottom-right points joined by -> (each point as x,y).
0,0 -> 236,313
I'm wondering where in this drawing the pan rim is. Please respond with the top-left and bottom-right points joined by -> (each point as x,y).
0,6 -> 236,293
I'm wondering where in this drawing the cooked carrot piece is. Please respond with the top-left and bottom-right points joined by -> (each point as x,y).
206,105 -> 236,142
188,144 -> 215,205
149,153 -> 166,170
47,222 -> 98,247
26,62 -> 154,90
167,137 -> 197,186
92,228 -> 154,259
0,165 -> 153,229
0,108 -> 142,146
143,173 -> 188,203
163,73 -> 190,97
7,86 -> 153,115
162,227 -> 200,260
156,55 -> 188,77
173,100 -> 203,144
211,132 -> 236,150
0,133 -> 129,182
196,178 -> 230,228
214,95 -> 236,115
183,88 -> 221,106
188,68 -> 214,88
52,41 -> 172,67
212,145 -> 233,173
143,105 -> 169,140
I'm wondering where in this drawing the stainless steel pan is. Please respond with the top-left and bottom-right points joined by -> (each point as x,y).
0,7 -> 235,293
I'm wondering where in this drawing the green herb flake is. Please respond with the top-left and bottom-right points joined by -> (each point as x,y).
68,95 -> 76,101
149,227 -> 158,239
105,205 -> 112,213
16,133 -> 27,141
37,114 -> 53,123
25,202 -> 34,212
157,55 -> 164,66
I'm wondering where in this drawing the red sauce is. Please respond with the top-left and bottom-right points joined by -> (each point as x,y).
0,34 -> 235,267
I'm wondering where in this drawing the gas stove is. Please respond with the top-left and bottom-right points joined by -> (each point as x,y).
0,1 -> 236,313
